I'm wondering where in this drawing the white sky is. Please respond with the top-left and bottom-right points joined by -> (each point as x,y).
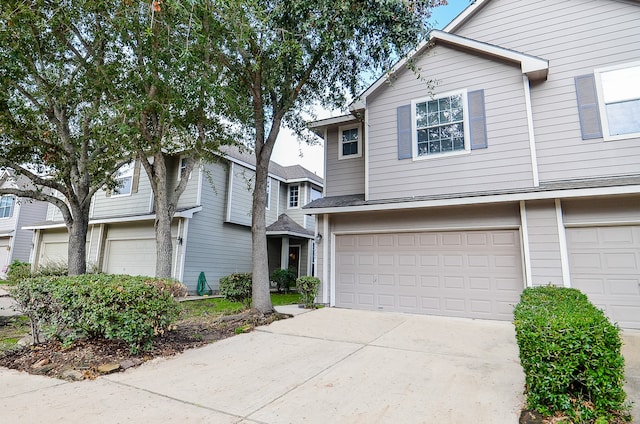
270,0 -> 472,178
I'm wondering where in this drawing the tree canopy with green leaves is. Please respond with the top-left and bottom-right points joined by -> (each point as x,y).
0,1 -> 135,274
0,1 -> 234,277
199,0 -> 444,312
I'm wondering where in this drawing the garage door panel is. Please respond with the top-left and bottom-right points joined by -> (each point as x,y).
105,238 -> 156,276
335,230 -> 523,320
568,225 -> 640,329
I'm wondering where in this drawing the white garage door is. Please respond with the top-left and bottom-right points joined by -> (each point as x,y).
40,242 -> 68,265
0,238 -> 11,275
335,230 -> 524,321
105,239 -> 156,277
567,226 -> 640,329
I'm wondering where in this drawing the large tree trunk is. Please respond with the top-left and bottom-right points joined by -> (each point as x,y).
251,154 -> 273,313
66,210 -> 89,275
150,153 -> 174,279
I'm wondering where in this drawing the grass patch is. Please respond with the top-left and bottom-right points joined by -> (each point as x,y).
271,293 -> 301,306
0,315 -> 30,353
180,293 -> 301,318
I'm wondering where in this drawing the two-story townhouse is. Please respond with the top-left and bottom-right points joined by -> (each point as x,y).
305,0 -> 640,329
23,146 -> 323,293
0,170 -> 48,277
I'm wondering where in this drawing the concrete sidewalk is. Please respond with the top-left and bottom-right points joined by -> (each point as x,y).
0,307 -> 637,423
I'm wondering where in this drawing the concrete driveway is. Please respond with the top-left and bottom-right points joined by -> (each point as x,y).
1,307 -> 637,423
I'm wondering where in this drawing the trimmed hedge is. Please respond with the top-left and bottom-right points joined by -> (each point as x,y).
513,286 -> 630,422
11,275 -> 185,353
219,273 -> 252,307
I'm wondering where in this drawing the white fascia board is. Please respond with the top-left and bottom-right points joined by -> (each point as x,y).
431,31 -> 548,80
22,207 -> 203,230
304,185 -> 640,215
307,114 -> 358,129
442,0 -> 490,33
266,231 -> 314,239
351,24 -> 548,109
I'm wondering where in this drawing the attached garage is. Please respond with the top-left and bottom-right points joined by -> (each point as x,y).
104,238 -> 156,276
335,229 -> 524,321
567,225 -> 640,330
103,224 -> 161,277
38,230 -> 69,266
0,238 -> 11,274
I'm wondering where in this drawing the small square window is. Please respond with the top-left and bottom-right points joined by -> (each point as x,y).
338,123 -> 362,160
595,62 -> 640,140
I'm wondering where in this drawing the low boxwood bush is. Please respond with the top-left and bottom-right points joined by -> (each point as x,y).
296,276 -> 320,308
11,275 -> 184,353
6,260 -> 31,285
270,268 -> 296,294
219,273 -> 252,307
513,286 -> 630,422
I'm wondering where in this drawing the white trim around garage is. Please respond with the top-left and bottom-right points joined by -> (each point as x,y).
322,214 -> 329,305
555,199 -> 571,288
330,231 -> 336,307
304,184 -> 640,215
519,201 -> 533,287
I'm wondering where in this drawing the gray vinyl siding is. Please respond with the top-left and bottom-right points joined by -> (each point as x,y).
329,203 -> 520,234
265,177 -> 280,224
228,164 -> 254,227
523,200 -> 563,286
92,165 -> 153,219
175,163 -> 201,210
13,199 -> 48,262
454,0 -> 640,182
366,45 -> 533,201
325,125 -> 365,197
284,183 -> 307,226
562,195 -> 640,225
182,162 -> 252,293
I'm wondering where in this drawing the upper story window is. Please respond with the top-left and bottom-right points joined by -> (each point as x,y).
288,185 -> 299,208
266,177 -> 271,210
178,156 -> 193,181
338,123 -> 362,159
0,195 -> 14,218
113,162 -> 134,196
311,187 -> 322,202
595,62 -> 640,140
412,91 -> 469,158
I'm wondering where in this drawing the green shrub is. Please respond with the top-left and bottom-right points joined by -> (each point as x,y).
10,275 -> 183,353
6,260 -> 32,285
513,286 -> 630,422
296,276 -> 320,308
219,273 -> 252,307
270,268 -> 296,294
36,260 -> 68,277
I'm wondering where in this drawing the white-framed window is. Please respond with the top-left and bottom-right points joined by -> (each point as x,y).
311,187 -> 322,201
0,195 -> 14,218
412,90 -> 469,158
112,162 -> 134,196
288,185 -> 299,208
265,177 -> 271,210
178,156 -> 193,181
595,62 -> 640,141
338,123 -> 362,159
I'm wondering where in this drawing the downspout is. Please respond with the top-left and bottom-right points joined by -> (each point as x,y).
523,75 -> 540,187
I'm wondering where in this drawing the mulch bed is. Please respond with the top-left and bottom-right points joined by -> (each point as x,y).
0,310 -> 289,381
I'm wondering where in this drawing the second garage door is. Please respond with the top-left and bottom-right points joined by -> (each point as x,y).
567,225 -> 640,329
335,229 -> 524,321
104,238 -> 157,277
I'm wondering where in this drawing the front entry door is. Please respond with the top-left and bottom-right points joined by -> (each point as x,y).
289,245 -> 301,278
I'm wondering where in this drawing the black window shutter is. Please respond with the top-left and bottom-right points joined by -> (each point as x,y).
397,104 -> 412,160
574,74 -> 603,140
468,89 -> 488,150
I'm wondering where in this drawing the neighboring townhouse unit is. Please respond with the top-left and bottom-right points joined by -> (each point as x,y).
305,0 -> 640,329
0,170 -> 49,278
24,147 -> 323,293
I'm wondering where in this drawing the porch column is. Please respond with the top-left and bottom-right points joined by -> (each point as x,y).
280,236 -> 290,270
